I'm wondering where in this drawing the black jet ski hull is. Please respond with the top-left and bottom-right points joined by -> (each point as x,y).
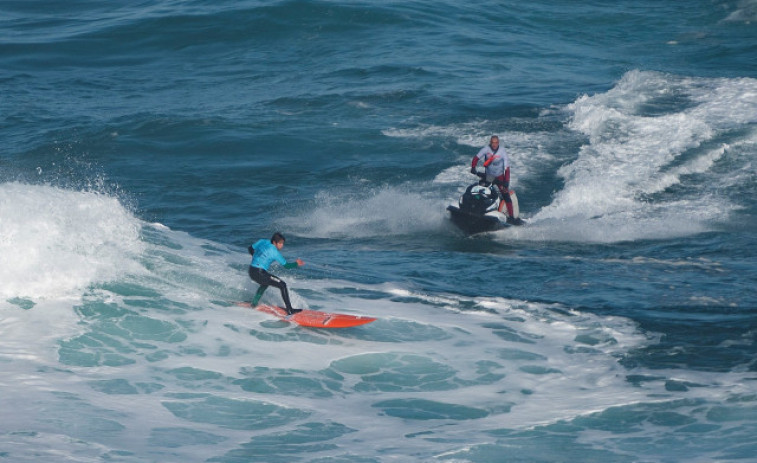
447,205 -> 509,234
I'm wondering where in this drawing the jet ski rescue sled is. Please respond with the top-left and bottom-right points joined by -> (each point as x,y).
447,176 -> 524,235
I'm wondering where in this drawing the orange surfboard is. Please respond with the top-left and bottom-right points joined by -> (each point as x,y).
235,302 -> 376,328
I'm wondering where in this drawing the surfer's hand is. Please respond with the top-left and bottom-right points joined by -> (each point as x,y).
296,258 -> 304,267
470,167 -> 477,175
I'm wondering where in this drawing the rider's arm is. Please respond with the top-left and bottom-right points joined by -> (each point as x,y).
284,258 -> 304,269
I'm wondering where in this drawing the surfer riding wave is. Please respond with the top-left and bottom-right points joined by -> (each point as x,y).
248,232 -> 304,315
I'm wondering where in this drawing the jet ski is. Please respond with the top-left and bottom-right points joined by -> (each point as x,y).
447,175 -> 524,234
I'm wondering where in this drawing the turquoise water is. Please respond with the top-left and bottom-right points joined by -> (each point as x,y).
1,1 -> 757,462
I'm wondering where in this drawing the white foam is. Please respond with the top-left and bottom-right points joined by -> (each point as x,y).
280,184 -> 449,238
0,182 -> 145,300
519,71 -> 757,242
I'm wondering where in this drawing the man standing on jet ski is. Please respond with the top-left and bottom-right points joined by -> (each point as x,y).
470,135 -> 517,221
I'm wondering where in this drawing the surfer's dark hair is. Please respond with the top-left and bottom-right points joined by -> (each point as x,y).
271,232 -> 286,244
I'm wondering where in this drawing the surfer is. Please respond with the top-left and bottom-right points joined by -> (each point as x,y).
470,135 -> 521,224
248,232 -> 304,315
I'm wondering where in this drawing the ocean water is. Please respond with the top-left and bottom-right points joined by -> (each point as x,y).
2,1 -> 757,462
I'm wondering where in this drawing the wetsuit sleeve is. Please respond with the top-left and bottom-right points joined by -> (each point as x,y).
273,251 -> 287,267
283,262 -> 299,269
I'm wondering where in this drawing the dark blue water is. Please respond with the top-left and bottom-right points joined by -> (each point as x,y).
2,1 -> 757,462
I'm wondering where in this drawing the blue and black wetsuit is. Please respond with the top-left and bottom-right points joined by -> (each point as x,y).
248,239 -> 300,314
